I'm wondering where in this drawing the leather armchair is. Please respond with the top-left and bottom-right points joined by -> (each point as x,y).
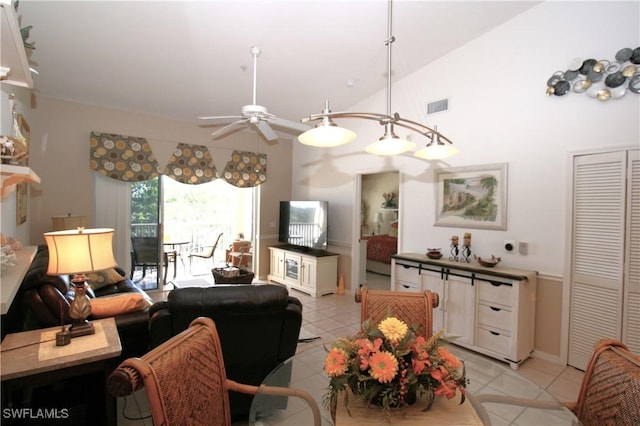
148,284 -> 303,421
20,246 -> 151,359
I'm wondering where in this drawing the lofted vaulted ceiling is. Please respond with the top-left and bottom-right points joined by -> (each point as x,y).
18,1 -> 540,133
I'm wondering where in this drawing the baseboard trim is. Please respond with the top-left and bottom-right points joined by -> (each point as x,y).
532,349 -> 564,366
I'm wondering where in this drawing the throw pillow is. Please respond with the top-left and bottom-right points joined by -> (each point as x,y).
86,268 -> 124,291
388,222 -> 399,238
90,293 -> 152,318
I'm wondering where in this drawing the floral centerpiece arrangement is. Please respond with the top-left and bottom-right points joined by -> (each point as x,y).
323,317 -> 467,417
381,192 -> 397,209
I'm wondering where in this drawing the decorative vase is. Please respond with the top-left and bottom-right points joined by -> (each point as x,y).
422,387 -> 435,411
369,387 -> 418,408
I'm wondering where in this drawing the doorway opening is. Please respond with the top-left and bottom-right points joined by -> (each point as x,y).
354,170 -> 400,291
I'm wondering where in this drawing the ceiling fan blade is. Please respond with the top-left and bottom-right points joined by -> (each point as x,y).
255,121 -> 279,141
211,120 -> 249,139
198,115 -> 244,123
267,116 -> 311,133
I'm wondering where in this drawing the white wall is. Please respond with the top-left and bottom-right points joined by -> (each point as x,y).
292,1 -> 640,278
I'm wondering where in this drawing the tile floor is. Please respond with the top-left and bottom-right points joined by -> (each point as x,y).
117,273 -> 584,425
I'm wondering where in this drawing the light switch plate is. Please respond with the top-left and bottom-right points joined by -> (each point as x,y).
519,241 -> 529,255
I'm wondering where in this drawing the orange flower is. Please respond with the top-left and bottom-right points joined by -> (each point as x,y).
431,365 -> 459,399
438,346 -> 462,369
355,337 -> 379,370
325,348 -> 348,377
369,351 -> 399,383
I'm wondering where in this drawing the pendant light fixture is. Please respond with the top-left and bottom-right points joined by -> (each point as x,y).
413,126 -> 459,160
297,100 -> 356,147
299,0 -> 457,159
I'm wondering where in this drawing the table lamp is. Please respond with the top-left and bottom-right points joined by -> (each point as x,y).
51,214 -> 87,231
44,228 -> 116,338
373,212 -> 383,235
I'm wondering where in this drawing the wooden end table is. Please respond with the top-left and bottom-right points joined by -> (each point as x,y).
1,318 -> 122,425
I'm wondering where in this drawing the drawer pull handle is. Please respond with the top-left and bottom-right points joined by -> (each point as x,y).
490,282 -> 504,287
490,307 -> 501,312
490,331 -> 500,336
402,285 -> 410,289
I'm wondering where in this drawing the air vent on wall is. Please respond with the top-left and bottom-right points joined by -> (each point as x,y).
427,98 -> 449,115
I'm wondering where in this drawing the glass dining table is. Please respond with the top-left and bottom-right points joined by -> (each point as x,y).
249,344 -> 580,426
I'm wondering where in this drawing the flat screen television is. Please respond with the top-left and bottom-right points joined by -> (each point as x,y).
279,201 -> 328,251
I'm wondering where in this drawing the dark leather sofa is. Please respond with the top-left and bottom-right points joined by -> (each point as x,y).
18,245 -> 151,359
148,284 -> 303,422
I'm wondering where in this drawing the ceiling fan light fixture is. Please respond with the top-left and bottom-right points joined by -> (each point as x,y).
365,123 -> 415,156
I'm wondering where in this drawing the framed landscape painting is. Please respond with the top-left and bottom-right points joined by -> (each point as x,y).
434,163 -> 508,230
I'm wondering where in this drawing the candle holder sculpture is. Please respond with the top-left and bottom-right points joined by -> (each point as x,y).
449,235 -> 459,262
461,233 -> 472,263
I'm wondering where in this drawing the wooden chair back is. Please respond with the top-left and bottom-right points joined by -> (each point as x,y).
572,339 -> 640,426
108,317 -> 321,426
355,286 -> 439,338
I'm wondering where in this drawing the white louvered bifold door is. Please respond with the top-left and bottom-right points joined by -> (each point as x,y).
623,150 -> 640,354
569,151 -> 627,370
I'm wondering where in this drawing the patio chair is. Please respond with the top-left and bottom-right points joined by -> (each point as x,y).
355,286 -> 440,339
188,232 -> 223,274
107,316 -> 320,426
130,236 -> 160,280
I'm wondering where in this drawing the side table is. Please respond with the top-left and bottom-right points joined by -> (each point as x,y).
1,318 -> 122,425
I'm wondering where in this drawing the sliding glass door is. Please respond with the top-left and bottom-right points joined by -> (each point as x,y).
129,176 -> 256,289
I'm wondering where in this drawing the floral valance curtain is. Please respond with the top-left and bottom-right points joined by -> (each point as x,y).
164,143 -> 217,185
89,131 -> 267,187
222,150 -> 267,187
90,132 -> 161,181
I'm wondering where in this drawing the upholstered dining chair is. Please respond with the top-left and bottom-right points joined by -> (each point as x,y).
108,316 -> 320,426
354,286 -> 440,339
188,232 -> 223,274
473,339 -> 640,426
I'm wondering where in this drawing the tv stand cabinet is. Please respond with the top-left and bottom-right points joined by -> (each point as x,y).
268,246 -> 338,297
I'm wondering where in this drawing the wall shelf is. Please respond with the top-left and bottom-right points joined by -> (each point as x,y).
1,164 -> 40,199
1,245 -> 37,314
0,0 -> 33,88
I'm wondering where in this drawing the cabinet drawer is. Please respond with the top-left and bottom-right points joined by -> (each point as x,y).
396,280 -> 420,292
477,326 -> 511,356
477,303 -> 512,332
395,264 -> 420,284
477,279 -> 512,307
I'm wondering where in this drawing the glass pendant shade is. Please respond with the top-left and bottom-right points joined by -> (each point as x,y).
414,143 -> 459,160
298,121 -> 356,147
365,124 -> 415,156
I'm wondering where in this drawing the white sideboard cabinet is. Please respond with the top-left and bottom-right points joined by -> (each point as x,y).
268,246 -> 338,297
391,253 -> 537,369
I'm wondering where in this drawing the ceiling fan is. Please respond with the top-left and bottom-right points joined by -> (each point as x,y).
198,46 -> 310,141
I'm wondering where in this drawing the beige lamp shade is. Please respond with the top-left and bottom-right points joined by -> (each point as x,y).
51,215 -> 88,231
44,228 -> 116,275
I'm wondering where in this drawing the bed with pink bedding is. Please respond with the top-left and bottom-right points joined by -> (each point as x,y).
361,234 -> 397,275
